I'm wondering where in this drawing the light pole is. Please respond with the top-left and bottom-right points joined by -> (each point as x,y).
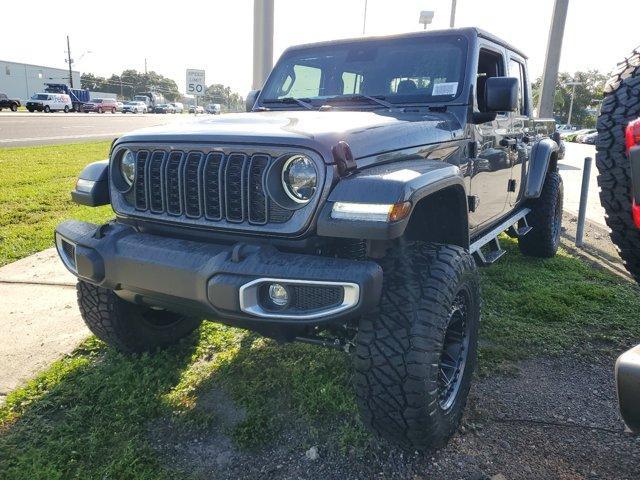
450,0 -> 457,28
362,0 -> 368,34
64,36 -> 91,88
252,0 -> 274,90
419,10 -> 434,30
566,80 -> 582,126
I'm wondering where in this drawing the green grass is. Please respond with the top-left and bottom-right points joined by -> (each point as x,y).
2,239 -> 640,478
0,142 -> 114,266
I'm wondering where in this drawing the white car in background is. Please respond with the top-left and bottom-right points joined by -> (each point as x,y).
171,102 -> 184,113
122,101 -> 148,114
25,93 -> 72,113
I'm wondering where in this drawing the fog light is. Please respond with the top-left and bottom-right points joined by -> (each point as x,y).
268,283 -> 289,307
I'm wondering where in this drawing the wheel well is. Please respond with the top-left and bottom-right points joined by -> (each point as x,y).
404,186 -> 469,249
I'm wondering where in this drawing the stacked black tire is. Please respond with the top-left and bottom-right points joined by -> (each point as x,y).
596,47 -> 640,281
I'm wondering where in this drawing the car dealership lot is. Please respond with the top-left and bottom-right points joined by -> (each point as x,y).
0,111 -> 191,147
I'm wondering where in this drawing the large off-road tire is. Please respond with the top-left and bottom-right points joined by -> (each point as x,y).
518,171 -> 563,258
596,47 -> 640,281
77,280 -> 202,353
353,241 -> 480,450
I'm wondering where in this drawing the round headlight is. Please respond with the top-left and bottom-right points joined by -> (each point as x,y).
120,149 -> 136,186
281,155 -> 317,203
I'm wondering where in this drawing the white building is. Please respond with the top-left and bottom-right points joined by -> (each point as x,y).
0,60 -> 81,102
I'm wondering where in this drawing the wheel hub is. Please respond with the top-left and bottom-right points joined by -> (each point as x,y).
438,290 -> 470,411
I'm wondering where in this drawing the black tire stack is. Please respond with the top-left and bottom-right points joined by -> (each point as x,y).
596,47 -> 640,281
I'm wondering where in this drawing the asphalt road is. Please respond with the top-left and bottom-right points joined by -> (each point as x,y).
0,111 -> 189,147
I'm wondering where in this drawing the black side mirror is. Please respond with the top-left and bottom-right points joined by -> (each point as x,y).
246,89 -> 260,112
485,77 -> 519,113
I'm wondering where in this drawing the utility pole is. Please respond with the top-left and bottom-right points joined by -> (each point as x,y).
66,35 -> 74,88
362,0 -> 368,35
450,0 -> 457,28
144,58 -> 148,75
252,0 -> 274,90
537,0 -> 570,118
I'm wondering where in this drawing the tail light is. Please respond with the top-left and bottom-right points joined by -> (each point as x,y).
626,118 -> 640,153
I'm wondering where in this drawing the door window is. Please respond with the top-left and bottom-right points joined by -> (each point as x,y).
509,58 -> 527,115
476,49 -> 505,112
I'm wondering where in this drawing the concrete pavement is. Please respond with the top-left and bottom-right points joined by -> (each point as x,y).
0,111 -> 190,147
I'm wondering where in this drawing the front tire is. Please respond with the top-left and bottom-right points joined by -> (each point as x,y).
354,241 -> 480,450
44,105 -> 50,113
518,171 -> 563,258
77,280 -> 202,353
11,104 -> 18,112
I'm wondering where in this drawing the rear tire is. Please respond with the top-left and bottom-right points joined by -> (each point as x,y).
596,48 -> 640,281
11,104 -> 18,112
518,171 -> 563,258
111,107 -> 116,114
354,241 -> 480,450
64,105 -> 69,113
76,280 -> 202,353
44,105 -> 50,113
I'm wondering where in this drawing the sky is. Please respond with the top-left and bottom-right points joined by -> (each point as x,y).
1,0 -> 638,95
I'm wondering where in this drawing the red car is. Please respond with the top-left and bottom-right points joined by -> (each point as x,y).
82,98 -> 118,113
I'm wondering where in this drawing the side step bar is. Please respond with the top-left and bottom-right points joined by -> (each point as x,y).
470,208 -> 531,266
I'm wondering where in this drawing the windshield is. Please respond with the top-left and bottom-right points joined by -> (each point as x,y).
261,34 -> 467,107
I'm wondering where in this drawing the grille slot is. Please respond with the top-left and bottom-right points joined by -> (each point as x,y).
129,149 -> 297,226
224,154 -> 246,223
134,151 -> 149,210
165,151 -> 183,215
183,152 -> 203,218
290,285 -> 344,311
148,151 -> 165,213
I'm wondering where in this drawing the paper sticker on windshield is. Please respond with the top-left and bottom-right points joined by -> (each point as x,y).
432,82 -> 458,96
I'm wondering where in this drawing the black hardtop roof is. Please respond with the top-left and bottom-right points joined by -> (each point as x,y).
285,27 -> 527,60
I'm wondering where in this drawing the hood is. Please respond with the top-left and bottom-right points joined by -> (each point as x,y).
117,110 -> 462,161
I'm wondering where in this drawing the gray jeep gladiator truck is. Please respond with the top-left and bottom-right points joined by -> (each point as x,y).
55,28 -> 563,449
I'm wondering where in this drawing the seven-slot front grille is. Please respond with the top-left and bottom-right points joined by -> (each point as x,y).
131,149 -> 292,225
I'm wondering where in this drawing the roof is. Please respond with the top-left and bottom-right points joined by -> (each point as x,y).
285,27 -> 528,60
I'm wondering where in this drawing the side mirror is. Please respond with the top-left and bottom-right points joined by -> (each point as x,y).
616,344 -> 640,433
246,89 -> 260,112
485,77 -> 519,113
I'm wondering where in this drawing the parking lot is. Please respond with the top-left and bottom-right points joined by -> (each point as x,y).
0,111 -> 191,147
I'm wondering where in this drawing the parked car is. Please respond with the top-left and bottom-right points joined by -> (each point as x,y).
83,98 -> 119,113
122,101 -> 147,114
0,92 -> 21,111
171,102 -> 184,113
575,129 -> 597,143
581,131 -> 598,144
154,103 -> 175,114
557,124 -> 577,137
188,105 -> 205,114
57,28 -> 564,451
26,93 -> 72,113
133,92 -> 165,113
565,128 -> 594,142
206,103 -> 221,115
116,101 -> 124,112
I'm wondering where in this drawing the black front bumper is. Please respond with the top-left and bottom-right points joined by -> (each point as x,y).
55,220 -> 382,331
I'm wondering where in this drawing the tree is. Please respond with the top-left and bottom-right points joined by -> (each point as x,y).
204,83 -> 244,112
80,70 -> 181,100
532,70 -> 607,127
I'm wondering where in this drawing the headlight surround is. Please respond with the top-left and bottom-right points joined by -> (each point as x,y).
120,149 -> 136,187
281,155 -> 317,203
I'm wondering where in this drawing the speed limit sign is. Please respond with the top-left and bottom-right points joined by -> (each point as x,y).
186,69 -> 206,96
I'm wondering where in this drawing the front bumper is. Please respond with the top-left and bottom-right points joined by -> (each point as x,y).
55,220 -> 382,332
26,102 -> 44,111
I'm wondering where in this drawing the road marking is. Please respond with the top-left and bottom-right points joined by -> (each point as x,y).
0,133 -> 122,144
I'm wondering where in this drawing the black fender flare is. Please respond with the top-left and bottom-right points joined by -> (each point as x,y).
71,159 -> 110,207
524,138 -> 558,199
316,160 -> 467,240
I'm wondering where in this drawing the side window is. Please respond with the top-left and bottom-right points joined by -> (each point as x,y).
282,65 -> 322,98
342,71 -> 363,94
509,58 -> 527,115
477,48 -> 505,112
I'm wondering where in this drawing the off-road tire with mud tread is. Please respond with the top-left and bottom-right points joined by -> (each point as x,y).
77,280 -> 202,353
595,47 -> 640,281
353,241 -> 480,450
518,171 -> 563,258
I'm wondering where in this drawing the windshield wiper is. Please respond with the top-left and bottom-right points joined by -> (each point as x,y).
261,97 -> 315,110
324,94 -> 394,109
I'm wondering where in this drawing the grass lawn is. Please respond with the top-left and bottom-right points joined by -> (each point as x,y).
1,142 -> 640,477
2,238 -> 640,479
0,141 -> 114,266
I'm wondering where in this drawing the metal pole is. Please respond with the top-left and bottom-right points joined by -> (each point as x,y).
450,0 -> 457,28
576,156 -> 592,247
67,35 -> 74,88
252,0 -> 274,90
537,0 -> 569,118
567,83 -> 575,125
362,0 -> 368,34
